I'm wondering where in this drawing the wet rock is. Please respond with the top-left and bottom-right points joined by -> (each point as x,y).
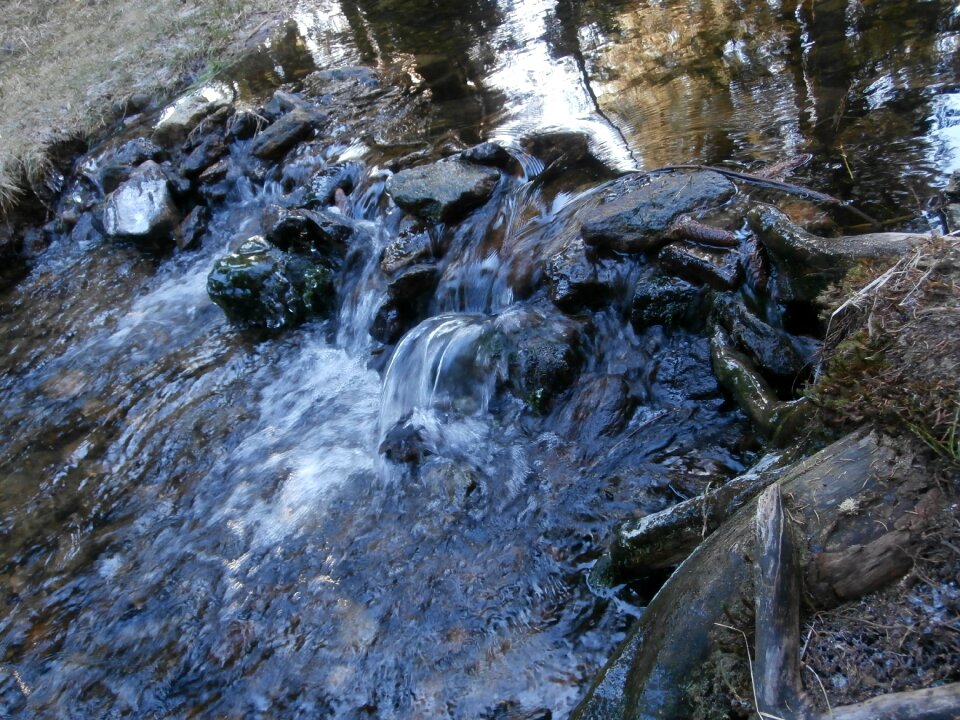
206,237 -> 335,329
386,263 -> 440,301
546,239 -> 619,311
630,275 -> 704,330
462,142 -> 520,173
180,132 -> 227,178
553,374 -> 633,440
102,160 -> 180,246
379,416 -> 433,463
92,138 -> 165,194
381,229 -> 433,275
747,204 -> 928,303
418,457 -> 480,508
225,110 -> 263,142
658,241 -> 742,290
176,205 -> 209,250
386,159 -> 500,223
250,107 -> 323,160
158,163 -> 192,200
649,335 -> 720,402
198,157 -> 230,186
713,295 -> 818,384
581,171 -> 735,253
370,300 -> 411,345
500,310 -> 585,413
521,131 -> 592,170
305,66 -> 379,89
263,205 -> 352,259
260,89 -> 304,120
153,82 -> 234,147
302,162 -> 362,208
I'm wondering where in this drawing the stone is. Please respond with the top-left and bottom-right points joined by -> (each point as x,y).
381,230 -> 433,275
713,294 -> 819,384
521,131 -> 592,169
206,237 -> 335,329
370,299 -> 411,345
379,416 -> 433,464
153,82 -> 234,147
177,205 -> 209,250
553,374 -> 633,440
658,241 -> 742,290
461,142 -> 520,173
630,274 -> 704,330
102,160 -> 180,246
581,171 -> 735,253
262,205 -> 352,260
249,107 -> 323,160
225,110 -> 262,142
546,239 -> 620,311
180,134 -> 227,178
748,204 -> 928,303
386,159 -> 500,223
301,163 -> 362,208
386,263 -> 440,301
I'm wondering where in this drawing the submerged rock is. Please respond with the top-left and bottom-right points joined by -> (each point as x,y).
461,142 -> 520,174
386,159 -> 500,223
101,160 -> 180,246
553,374 -> 633,440
582,171 -> 735,253
748,205 -> 928,303
206,237 -> 335,329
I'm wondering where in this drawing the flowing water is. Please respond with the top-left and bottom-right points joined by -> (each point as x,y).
1,0 -> 958,718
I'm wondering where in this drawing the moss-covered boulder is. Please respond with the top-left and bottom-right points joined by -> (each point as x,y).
206,237 -> 335,329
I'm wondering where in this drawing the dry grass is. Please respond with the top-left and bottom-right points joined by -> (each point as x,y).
0,0 -> 299,213
811,236 -> 960,463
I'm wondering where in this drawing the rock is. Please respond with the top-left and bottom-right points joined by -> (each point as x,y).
260,89 -> 305,120
302,162 -> 362,208
747,204 -> 928,303
262,205 -> 352,260
649,335 -> 720,403
461,142 -> 520,173
249,107 -> 323,160
206,237 -> 335,329
370,299 -> 411,345
381,229 -> 433,275
386,263 -> 440,301
710,326 -> 813,441
379,415 -> 433,463
386,159 -> 500,223
630,275 -> 704,330
713,295 -> 818,384
658,241 -> 742,290
498,310 -> 585,413
225,109 -> 263,141
370,263 -> 440,345
177,205 -> 209,250
101,160 -> 180,246
521,131 -> 592,169
153,82 -> 234,147
198,158 -> 230,186
581,171 -> 735,253
553,374 -> 633,440
546,239 -> 620,311
91,137 -> 165,194
180,133 -> 227,178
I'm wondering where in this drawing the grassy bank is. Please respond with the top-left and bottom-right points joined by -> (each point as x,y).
0,0 -> 299,213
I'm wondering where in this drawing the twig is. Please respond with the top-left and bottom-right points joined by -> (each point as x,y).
714,623 -> 786,720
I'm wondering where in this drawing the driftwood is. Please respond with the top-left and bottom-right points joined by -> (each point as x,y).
573,430 -> 953,720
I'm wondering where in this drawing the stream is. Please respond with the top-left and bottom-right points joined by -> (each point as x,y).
0,0 -> 958,718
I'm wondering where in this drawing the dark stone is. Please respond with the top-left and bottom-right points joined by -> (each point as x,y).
158,163 -> 192,199
101,160 -> 180,246
306,66 -> 379,88
630,275 -> 704,330
94,138 -> 164,194
379,416 -> 433,464
713,295 -> 819,384
386,263 -> 440,301
521,131 -> 592,169
502,312 -> 585,413
546,239 -> 620,311
177,205 -> 210,250
249,107 -> 323,160
581,171 -> 735,253
198,158 -> 230,185
381,229 -> 433,275
226,110 -> 263,141
303,163 -> 362,208
649,335 -> 720,403
260,90 -> 304,121
180,134 -> 227,178
370,299 -> 412,344
386,159 -> 500,223
462,142 -> 520,173
206,237 -> 335,329
553,374 -> 633,440
658,241 -> 742,290
263,205 -> 352,260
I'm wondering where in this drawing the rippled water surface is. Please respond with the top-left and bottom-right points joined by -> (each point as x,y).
1,0 -> 958,717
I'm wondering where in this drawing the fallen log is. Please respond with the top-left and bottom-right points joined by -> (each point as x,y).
572,430 -> 948,720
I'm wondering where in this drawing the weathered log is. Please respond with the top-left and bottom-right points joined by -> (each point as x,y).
823,683 -> 960,720
572,430 -> 940,720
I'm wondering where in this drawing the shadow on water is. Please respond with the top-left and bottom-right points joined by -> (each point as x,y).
0,0 -> 958,718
